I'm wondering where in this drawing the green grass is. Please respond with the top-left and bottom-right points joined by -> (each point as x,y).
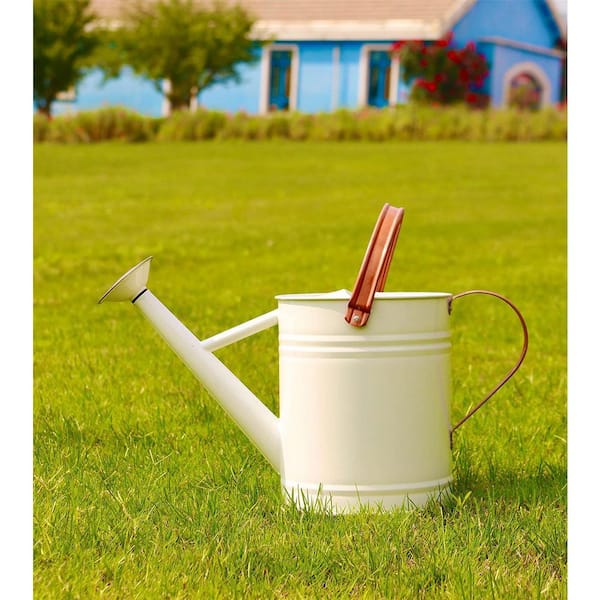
34,141 -> 567,598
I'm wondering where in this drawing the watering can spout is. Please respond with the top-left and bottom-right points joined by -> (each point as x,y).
98,257 -> 282,472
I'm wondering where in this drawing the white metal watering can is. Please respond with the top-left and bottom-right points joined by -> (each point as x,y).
99,205 -> 528,513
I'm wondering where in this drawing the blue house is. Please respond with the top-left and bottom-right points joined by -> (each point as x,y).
55,0 -> 566,116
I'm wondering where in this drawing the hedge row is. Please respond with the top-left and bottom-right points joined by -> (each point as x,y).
34,105 -> 567,143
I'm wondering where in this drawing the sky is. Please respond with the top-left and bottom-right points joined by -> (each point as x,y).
553,0 -> 567,18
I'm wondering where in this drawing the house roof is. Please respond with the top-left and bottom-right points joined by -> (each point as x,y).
91,0 -> 460,21
89,0 -> 566,41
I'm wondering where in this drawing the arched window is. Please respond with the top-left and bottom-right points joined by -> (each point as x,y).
508,72 -> 543,110
502,61 -> 551,109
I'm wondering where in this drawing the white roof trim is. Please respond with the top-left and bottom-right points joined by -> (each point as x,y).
544,0 -> 567,39
439,0 -> 477,35
479,37 -> 565,58
252,19 -> 443,41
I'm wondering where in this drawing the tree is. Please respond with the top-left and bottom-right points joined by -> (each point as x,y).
116,0 -> 258,112
392,33 -> 490,107
33,0 -> 100,116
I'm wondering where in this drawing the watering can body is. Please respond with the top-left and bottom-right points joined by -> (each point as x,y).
277,290 -> 453,511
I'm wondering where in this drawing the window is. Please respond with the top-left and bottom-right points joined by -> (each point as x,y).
269,50 -> 293,111
359,45 -> 400,108
502,61 -> 551,109
508,72 -> 543,110
367,51 -> 391,108
260,45 -> 298,114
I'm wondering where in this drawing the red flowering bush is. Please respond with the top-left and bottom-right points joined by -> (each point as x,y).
391,33 -> 490,107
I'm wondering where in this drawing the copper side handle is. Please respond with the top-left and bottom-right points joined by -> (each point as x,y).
345,204 -> 405,327
448,290 -> 529,446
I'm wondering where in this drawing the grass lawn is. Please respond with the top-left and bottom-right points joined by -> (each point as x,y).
34,141 -> 566,598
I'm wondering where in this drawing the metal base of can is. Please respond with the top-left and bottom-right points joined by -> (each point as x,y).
282,477 -> 453,514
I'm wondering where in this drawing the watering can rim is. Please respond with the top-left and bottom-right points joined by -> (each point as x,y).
275,290 -> 453,302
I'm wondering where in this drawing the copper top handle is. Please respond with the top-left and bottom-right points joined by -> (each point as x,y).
345,204 -> 405,327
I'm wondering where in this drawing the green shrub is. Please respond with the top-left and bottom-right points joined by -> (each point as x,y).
235,113 -> 287,140
264,113 -> 291,139
458,106 -> 488,140
33,113 -> 52,142
225,113 -> 262,140
80,107 -> 155,141
387,106 -> 420,140
356,109 -> 394,141
412,105 -> 480,140
217,112 -> 265,140
486,109 -> 528,141
217,111 -> 244,139
34,105 -> 567,144
286,112 -> 314,141
529,107 -> 567,141
155,110 -> 185,140
34,107 -> 156,143
309,109 -> 360,141
45,113 -> 89,143
194,110 -> 228,140
156,109 -> 228,141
